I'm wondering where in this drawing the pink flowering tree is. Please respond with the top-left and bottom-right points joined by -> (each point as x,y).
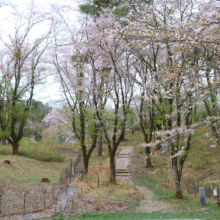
84,11 -> 135,184
0,2 -> 54,154
43,107 -> 77,144
49,6 -> 104,174
117,0 -> 220,198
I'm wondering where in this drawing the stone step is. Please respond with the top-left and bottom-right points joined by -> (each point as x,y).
116,172 -> 132,174
116,174 -> 132,176
116,170 -> 132,172
118,154 -> 130,156
117,156 -> 130,158
115,168 -> 131,171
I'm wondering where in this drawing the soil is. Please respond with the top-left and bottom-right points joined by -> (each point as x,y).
135,185 -> 171,213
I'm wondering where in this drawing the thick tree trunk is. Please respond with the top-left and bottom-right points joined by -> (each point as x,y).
109,151 -> 116,184
97,135 -> 102,156
12,142 -> 19,155
173,158 -> 183,199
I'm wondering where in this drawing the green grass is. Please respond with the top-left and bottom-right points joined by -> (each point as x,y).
126,130 -> 143,142
0,138 -> 82,162
131,147 -> 220,219
130,174 -> 220,219
0,154 -> 75,186
0,138 -> 80,186
133,174 -> 174,201
52,211 -> 215,219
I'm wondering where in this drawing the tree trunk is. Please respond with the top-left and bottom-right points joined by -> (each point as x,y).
145,147 -> 153,168
109,151 -> 116,184
12,142 -> 19,155
173,158 -> 183,199
121,133 -> 126,141
97,135 -> 102,156
83,155 -> 89,175
174,178 -> 183,199
146,157 -> 153,168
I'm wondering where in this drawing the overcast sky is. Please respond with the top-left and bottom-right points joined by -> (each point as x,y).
0,0 -> 79,106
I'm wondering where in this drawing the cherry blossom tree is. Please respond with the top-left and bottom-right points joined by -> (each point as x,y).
43,107 -> 77,144
49,0 -> 220,190
82,11 -> 135,184
0,2 -> 54,154
49,6 -> 103,174
117,0 -> 220,198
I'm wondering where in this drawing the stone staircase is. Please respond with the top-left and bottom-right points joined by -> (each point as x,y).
115,147 -> 133,178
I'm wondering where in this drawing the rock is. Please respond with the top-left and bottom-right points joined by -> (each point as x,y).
41,178 -> 50,183
4,160 -> 11,165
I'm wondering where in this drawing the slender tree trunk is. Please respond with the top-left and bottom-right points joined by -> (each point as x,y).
109,151 -> 116,184
97,134 -> 102,156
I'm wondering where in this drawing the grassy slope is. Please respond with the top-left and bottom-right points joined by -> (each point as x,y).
0,139 -> 79,187
0,155 -> 71,186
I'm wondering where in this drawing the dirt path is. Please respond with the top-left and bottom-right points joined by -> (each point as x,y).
115,146 -> 171,213
135,185 -> 171,213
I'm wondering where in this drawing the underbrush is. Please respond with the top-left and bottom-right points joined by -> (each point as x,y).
0,145 -> 11,155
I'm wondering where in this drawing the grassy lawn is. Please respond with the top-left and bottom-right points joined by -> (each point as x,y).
49,211 -> 217,220
65,212 -> 211,219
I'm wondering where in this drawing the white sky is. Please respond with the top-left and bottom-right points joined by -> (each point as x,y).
0,0 -> 79,106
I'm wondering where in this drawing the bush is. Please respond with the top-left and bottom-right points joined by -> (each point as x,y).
0,145 -> 11,155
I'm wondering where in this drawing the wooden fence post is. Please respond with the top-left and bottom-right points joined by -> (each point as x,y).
0,193 -> 3,214
23,191 -> 29,215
